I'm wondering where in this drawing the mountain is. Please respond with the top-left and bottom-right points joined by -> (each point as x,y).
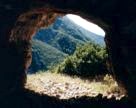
28,39 -> 67,73
29,15 -> 105,73
34,16 -> 105,55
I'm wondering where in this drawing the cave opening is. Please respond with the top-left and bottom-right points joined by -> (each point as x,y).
16,11 -> 125,100
28,13 -> 106,75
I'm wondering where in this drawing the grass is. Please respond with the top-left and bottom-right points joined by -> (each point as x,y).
26,72 -> 126,100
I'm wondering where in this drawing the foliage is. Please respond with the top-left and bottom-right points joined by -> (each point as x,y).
55,42 -> 108,77
34,16 -> 105,55
28,39 -> 67,73
30,16 -> 105,74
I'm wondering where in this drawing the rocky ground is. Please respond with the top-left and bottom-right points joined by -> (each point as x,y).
25,72 -> 126,100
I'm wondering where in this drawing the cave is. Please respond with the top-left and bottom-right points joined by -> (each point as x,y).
1,0 -> 136,107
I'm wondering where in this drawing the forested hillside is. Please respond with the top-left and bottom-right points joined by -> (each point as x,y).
34,16 -> 105,55
28,39 -> 67,73
29,15 -> 105,73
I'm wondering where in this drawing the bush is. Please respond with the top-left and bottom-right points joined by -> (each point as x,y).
55,42 -> 108,77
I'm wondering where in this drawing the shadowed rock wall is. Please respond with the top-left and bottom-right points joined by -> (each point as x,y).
1,0 -> 136,100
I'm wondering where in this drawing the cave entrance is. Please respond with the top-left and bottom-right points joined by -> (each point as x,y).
20,11 -> 125,99
8,8 -> 126,100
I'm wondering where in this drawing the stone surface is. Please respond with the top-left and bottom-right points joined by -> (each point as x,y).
25,73 -> 125,100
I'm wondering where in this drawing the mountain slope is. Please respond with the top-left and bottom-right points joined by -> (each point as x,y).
29,15 -> 105,73
54,16 -> 105,45
28,39 -> 67,73
34,16 -> 105,55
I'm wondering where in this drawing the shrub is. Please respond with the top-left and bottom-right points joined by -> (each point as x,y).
55,42 -> 108,77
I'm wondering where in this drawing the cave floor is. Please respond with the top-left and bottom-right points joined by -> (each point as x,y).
0,72 -> 133,108
26,72 -> 125,100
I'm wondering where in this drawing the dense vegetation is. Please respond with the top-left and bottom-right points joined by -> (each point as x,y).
29,15 -> 105,73
28,39 -> 67,73
34,16 -> 105,55
55,42 -> 108,77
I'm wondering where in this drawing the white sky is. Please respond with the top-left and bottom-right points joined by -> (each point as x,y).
66,14 -> 105,36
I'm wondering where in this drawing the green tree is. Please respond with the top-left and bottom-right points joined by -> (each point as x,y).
56,42 -> 108,77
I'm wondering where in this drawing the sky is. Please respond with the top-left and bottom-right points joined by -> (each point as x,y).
66,14 -> 105,36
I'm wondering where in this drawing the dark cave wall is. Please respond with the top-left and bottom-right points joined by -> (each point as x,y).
1,0 -> 136,100
0,8 -> 64,95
